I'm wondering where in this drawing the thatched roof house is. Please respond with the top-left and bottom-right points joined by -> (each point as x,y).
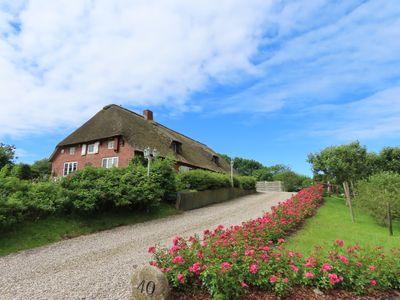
50,104 -> 230,176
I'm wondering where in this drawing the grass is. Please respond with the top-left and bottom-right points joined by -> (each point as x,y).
285,196 -> 400,255
0,203 -> 180,257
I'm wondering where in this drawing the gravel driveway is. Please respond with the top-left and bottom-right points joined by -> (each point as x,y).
0,192 -> 292,300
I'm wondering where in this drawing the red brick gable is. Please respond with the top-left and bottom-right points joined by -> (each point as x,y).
51,137 -> 135,177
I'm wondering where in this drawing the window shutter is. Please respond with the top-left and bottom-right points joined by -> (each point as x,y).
81,144 -> 87,155
94,142 -> 100,153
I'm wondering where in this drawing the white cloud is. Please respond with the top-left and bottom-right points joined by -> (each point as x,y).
0,0 -> 272,137
309,86 -> 400,140
1,0 -> 400,141
214,0 -> 400,139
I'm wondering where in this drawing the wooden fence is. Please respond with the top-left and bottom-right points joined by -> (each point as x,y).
256,181 -> 283,192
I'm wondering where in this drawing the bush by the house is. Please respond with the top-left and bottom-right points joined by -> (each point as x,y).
176,169 -> 256,192
150,186 -> 400,298
149,158 -> 177,203
177,169 -> 232,191
355,171 -> 400,225
0,158 -> 177,230
0,176 -> 64,230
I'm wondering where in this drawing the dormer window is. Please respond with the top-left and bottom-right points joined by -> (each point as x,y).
212,155 -> 220,166
171,141 -> 182,154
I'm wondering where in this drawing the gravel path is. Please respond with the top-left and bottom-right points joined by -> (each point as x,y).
0,192 -> 292,300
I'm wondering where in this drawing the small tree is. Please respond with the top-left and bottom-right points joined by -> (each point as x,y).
355,172 -> 400,235
233,157 -> 263,176
308,141 -> 368,222
0,143 -> 16,169
11,164 -> 32,180
31,159 -> 52,179
379,147 -> 400,173
252,167 -> 273,181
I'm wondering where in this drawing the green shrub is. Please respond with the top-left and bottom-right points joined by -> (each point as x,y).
61,166 -> 121,213
0,177 -> 29,230
11,163 -> 32,180
150,158 -> 177,203
60,161 -> 174,214
355,172 -> 400,225
273,171 -> 311,192
177,169 -> 231,191
25,181 -> 65,219
236,176 -> 256,190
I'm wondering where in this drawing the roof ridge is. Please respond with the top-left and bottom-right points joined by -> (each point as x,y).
108,104 -> 212,150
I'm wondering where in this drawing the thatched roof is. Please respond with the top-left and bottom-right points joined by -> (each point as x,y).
54,104 -> 231,173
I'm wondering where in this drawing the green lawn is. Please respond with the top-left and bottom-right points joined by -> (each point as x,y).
0,203 -> 180,256
285,196 -> 400,255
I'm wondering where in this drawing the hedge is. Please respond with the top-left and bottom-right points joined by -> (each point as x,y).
0,162 -> 255,231
177,169 -> 255,191
0,159 -> 177,231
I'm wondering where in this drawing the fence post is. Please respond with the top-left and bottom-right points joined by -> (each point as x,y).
343,181 -> 355,223
387,202 -> 393,236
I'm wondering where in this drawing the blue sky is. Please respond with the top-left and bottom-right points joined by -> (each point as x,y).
1,0 -> 400,176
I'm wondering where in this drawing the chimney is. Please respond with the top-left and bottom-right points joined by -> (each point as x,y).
143,109 -> 153,121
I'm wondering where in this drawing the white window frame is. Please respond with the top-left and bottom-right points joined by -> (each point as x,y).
69,147 -> 75,155
63,162 -> 78,176
87,143 -> 95,154
107,140 -> 115,149
102,157 -> 119,168
87,142 -> 99,154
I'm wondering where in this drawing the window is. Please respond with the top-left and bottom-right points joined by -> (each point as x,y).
69,147 -> 75,155
102,157 -> 119,168
63,162 -> 78,176
87,144 -> 95,153
212,155 -> 220,166
87,142 -> 99,154
171,141 -> 182,154
179,165 -> 191,173
107,140 -> 114,149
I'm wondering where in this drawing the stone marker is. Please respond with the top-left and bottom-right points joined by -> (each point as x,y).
131,265 -> 170,300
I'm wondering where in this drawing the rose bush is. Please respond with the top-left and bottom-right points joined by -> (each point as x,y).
149,186 -> 400,299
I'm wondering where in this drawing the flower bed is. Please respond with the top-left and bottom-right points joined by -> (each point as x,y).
149,186 -> 400,299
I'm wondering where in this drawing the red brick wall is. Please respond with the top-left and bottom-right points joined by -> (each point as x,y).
51,137 -> 135,177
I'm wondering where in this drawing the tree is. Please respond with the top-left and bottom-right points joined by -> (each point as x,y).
252,167 -> 273,181
308,141 -> 368,222
355,172 -> 400,235
379,147 -> 400,173
308,141 -> 368,186
268,164 -> 291,176
0,143 -> 16,169
233,157 -> 263,176
31,159 -> 52,179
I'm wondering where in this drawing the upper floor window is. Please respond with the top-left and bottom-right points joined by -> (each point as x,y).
212,155 -> 220,166
171,141 -> 182,154
87,142 -> 99,154
63,162 -> 77,176
107,140 -> 115,149
102,157 -> 119,168
69,147 -> 75,155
